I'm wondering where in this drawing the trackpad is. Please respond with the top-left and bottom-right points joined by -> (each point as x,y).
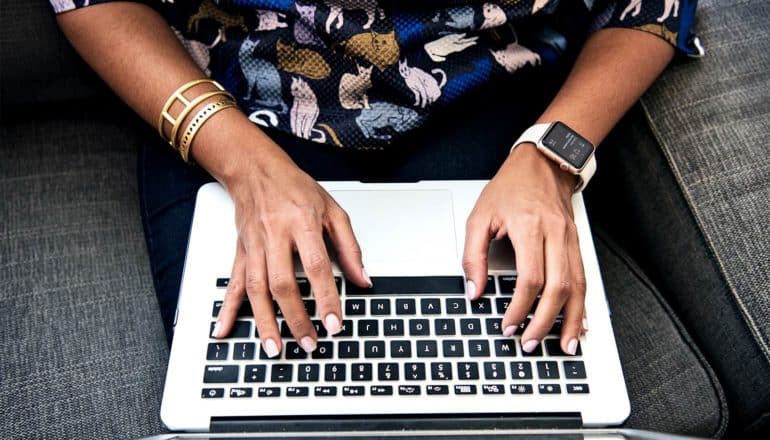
330,190 -> 457,268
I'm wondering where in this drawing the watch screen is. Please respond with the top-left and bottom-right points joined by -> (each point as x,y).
541,122 -> 594,169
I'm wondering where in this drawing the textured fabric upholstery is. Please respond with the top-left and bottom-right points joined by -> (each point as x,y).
0,107 -> 169,439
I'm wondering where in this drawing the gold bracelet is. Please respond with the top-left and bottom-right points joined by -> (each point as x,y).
169,90 -> 234,151
177,99 -> 238,163
156,79 -> 233,142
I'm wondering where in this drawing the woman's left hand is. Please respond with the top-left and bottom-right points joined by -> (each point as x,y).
462,143 -> 586,355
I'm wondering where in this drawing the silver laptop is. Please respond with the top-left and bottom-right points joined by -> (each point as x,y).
160,180 -> 630,433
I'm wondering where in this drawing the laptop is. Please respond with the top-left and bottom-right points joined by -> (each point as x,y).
160,180 -> 630,433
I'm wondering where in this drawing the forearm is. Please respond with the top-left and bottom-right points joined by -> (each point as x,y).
537,28 -> 675,146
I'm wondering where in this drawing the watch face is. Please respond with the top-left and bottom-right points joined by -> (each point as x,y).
541,122 -> 594,169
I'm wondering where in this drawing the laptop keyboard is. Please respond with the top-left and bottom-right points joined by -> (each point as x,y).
202,275 -> 588,400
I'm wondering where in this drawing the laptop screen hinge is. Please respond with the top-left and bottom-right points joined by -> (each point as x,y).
210,413 -> 582,433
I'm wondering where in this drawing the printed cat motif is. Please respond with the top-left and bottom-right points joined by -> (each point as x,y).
324,0 -> 384,33
255,10 -> 287,31
356,102 -> 423,141
339,64 -> 373,110
276,39 -> 331,80
294,4 -> 324,46
290,77 -> 324,141
490,41 -> 541,73
481,3 -> 506,30
188,0 -> 247,41
635,23 -> 678,46
424,33 -> 478,63
445,6 -> 475,31
532,0 -> 550,14
50,0 -> 77,13
238,37 -> 286,113
338,31 -> 400,71
398,60 -> 447,108
657,0 -> 679,22
620,0 -> 642,21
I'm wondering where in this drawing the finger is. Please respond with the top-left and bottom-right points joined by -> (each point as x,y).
462,212 -> 492,301
560,230 -> 587,355
213,240 -> 247,339
521,224 -> 572,352
295,227 -> 343,335
501,223 -> 544,339
242,236 -> 281,358
327,206 -> 371,288
266,240 -> 317,353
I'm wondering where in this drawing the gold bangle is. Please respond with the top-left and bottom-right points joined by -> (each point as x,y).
177,99 -> 238,163
156,79 -> 232,141
169,90 -> 234,150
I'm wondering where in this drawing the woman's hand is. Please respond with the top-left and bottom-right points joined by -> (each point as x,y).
462,143 -> 586,355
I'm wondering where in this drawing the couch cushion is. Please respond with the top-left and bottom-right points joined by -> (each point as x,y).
0,107 -> 168,439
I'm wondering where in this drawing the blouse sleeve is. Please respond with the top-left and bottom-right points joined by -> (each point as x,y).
49,0 -> 145,14
594,0 -> 703,57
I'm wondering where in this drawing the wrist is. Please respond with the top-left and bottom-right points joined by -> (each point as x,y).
505,143 -> 578,194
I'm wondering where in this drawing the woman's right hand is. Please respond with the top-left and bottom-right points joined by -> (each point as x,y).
194,114 -> 372,358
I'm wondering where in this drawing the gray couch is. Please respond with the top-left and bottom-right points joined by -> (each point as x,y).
1,0 -> 767,438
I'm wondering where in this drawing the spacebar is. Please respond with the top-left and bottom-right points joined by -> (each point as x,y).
346,276 -> 465,295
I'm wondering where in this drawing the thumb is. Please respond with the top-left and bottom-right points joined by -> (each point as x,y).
462,215 -> 491,300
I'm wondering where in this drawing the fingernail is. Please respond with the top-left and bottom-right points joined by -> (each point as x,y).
567,338 -> 578,356
212,322 -> 222,338
465,280 -> 476,300
582,317 -> 589,333
324,313 -> 342,335
362,268 -> 373,287
300,336 -> 317,353
503,325 -> 517,337
263,339 -> 280,358
522,339 -> 540,353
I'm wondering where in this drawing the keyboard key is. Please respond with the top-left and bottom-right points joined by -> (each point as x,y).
510,384 -> 534,395
287,386 -> 309,397
212,301 -> 223,318
233,342 -> 255,360
343,386 -> 366,396
285,342 -> 308,359
458,362 -> 479,380
470,298 -> 492,314
216,278 -> 229,288
538,384 -> 561,394
346,276 -> 464,295
460,318 -> 482,335
280,321 -> 293,338
564,361 -> 587,379
259,345 -> 281,360
390,340 -> 412,358
383,319 -> 405,336
204,365 -> 238,383
207,343 -> 229,361
431,362 -> 452,380
333,320 -> 353,337
529,295 -> 541,315
371,385 -> 393,396
357,319 -> 379,337
303,300 -> 316,317
404,363 -> 426,380
446,298 -> 467,314
416,340 -> 438,357
545,338 -> 581,356
442,340 -> 464,357
271,364 -> 293,382
435,319 -> 456,336
229,387 -> 252,398
399,385 -> 421,396
335,277 -> 342,292
566,383 -> 590,394
498,275 -> 516,293
210,321 -> 250,339
520,340 -> 543,357
312,341 -> 333,359
396,299 -> 416,315
495,298 -> 510,314
371,299 -> 390,315
484,362 -> 506,380
325,364 -> 346,381
427,384 -> 449,395
486,318 -> 503,335
364,341 -> 386,358
485,276 -> 496,294
296,277 -> 311,297
493,339 -> 517,357
311,320 -> 327,337
454,384 -> 477,395
202,388 -> 224,398
468,339 -> 490,357
421,298 -> 441,315
549,319 -> 563,336
351,363 -> 373,381
510,361 -> 533,380
339,341 -> 360,358
345,299 -> 366,315
314,386 -> 337,397
378,363 -> 399,381
298,364 -> 319,382
244,365 -> 266,382
409,319 -> 430,336
482,384 -> 505,395
536,361 -> 559,379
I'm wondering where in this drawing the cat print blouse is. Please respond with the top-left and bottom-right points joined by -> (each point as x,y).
50,0 -> 701,150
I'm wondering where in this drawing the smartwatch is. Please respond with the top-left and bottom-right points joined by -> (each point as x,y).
511,122 -> 597,192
